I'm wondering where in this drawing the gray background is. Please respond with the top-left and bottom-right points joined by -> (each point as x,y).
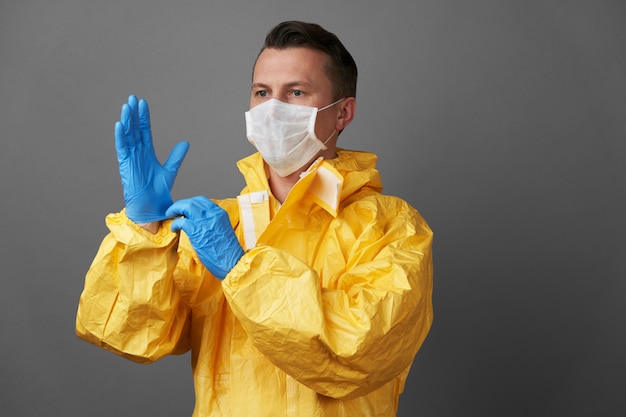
1,1 -> 625,416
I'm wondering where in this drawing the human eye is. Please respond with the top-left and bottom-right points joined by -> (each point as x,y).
291,90 -> 303,97
255,90 -> 268,98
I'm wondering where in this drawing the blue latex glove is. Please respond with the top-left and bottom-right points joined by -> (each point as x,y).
166,196 -> 245,280
115,95 -> 190,223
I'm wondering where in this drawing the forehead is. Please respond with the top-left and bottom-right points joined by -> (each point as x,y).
253,47 -> 331,87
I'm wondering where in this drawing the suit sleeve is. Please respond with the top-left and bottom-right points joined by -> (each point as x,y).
222,196 -> 433,399
75,211 -> 191,363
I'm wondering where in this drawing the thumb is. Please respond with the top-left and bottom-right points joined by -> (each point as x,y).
164,141 -> 190,174
169,216 -> 188,233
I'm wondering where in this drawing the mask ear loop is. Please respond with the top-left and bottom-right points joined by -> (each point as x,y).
317,98 -> 345,112
316,99 -> 343,149
321,130 -> 337,147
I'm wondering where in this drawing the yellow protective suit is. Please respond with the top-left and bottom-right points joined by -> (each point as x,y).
76,149 -> 433,417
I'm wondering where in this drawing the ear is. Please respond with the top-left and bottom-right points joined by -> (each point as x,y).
335,97 -> 356,132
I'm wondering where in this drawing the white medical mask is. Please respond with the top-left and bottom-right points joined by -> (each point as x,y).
245,98 -> 343,177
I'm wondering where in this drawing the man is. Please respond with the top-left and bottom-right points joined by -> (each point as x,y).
76,21 -> 433,416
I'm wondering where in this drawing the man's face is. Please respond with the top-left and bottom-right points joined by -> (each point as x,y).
250,47 -> 339,146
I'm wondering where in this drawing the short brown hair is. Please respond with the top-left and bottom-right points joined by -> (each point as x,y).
256,21 -> 358,100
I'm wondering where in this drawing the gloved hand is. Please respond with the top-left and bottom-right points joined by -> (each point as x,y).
115,95 -> 190,223
166,196 -> 245,280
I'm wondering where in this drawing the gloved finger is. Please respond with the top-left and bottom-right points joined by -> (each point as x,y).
170,216 -> 193,234
163,141 -> 190,175
114,121 -> 129,161
165,196 -> 216,220
165,197 -> 200,219
166,198 -> 191,219
128,95 -> 141,143
138,98 -> 153,148
119,103 -> 135,147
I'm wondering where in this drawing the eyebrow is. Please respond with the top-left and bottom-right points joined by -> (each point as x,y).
251,81 -> 315,90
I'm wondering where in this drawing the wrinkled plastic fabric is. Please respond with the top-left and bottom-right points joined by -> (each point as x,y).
76,149 -> 434,417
